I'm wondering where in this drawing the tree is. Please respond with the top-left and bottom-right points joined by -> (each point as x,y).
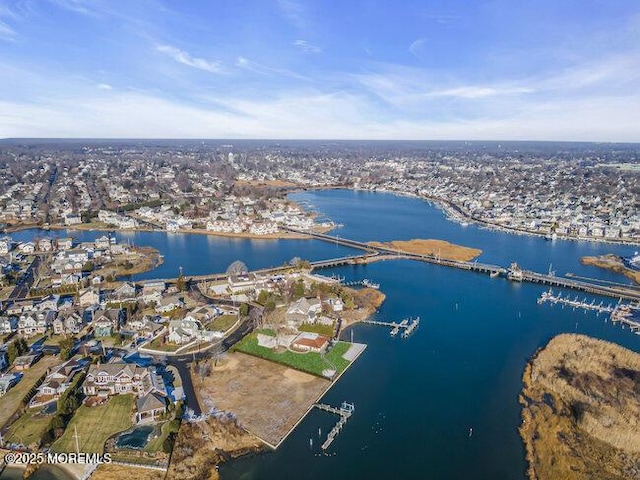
256,290 -> 269,306
239,303 -> 249,317
176,272 -> 186,292
59,337 -> 75,360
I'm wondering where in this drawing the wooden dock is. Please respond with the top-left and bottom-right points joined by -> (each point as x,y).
362,317 -> 420,338
611,304 -> 640,333
314,402 -> 355,450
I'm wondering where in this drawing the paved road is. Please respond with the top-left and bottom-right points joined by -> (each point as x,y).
8,256 -> 40,300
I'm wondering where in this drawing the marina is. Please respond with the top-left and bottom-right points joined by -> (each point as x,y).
537,289 -> 615,314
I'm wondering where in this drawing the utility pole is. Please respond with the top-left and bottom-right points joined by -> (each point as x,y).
73,425 -> 81,454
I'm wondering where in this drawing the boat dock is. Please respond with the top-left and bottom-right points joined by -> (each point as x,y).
611,304 -> 640,333
343,278 -> 380,289
314,402 -> 355,450
362,317 -> 420,338
537,289 -> 615,314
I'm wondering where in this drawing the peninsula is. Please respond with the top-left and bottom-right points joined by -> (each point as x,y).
520,334 -> 640,480
580,254 -> 640,285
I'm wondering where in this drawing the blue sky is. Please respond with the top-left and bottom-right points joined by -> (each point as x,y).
1,0 -> 639,140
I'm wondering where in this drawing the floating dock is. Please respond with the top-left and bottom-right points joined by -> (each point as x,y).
537,289 -> 614,314
314,401 -> 355,451
362,317 -> 420,338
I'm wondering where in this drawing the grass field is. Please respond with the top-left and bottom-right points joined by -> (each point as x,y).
147,336 -> 181,352
52,395 -> 134,454
234,334 -> 351,377
144,419 -> 180,453
4,409 -> 53,447
299,321 -> 335,337
205,314 -> 237,332
0,355 -> 60,428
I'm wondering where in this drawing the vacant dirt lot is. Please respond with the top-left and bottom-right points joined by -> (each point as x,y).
193,352 -> 331,447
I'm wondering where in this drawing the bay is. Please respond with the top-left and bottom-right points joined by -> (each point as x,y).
220,189 -> 639,480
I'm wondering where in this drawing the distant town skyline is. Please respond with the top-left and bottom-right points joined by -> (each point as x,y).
1,0 -> 639,141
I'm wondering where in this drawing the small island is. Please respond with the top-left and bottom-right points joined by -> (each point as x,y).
580,254 -> 640,285
520,334 -> 640,480
368,239 -> 482,262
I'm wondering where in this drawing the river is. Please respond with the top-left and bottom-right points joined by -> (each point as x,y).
4,189 -> 639,480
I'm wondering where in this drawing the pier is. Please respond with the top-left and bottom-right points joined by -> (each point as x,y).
537,289 -> 615,314
314,402 -> 355,450
610,304 -> 640,333
343,278 -> 380,289
362,317 -> 420,338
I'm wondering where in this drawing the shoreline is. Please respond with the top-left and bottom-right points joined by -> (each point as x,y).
3,187 -> 637,247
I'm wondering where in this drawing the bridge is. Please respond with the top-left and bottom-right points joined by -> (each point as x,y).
287,228 -> 640,301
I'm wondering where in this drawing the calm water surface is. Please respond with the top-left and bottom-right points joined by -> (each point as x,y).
220,190 -> 640,480
6,189 -> 639,480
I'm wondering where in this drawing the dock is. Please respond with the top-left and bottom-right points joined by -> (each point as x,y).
343,278 -> 380,289
314,401 -> 355,450
537,289 -> 615,314
362,317 -> 420,338
611,304 -> 640,333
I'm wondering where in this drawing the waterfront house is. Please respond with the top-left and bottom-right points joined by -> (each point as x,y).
57,237 -> 73,250
83,362 -> 167,402
285,297 -> 322,329
94,235 -> 111,249
291,332 -> 329,353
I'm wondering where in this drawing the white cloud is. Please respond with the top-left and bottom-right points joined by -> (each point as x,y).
294,40 -> 321,54
425,86 -> 535,99
156,45 -> 225,74
408,38 -> 427,59
97,83 -> 113,90
277,0 -> 307,28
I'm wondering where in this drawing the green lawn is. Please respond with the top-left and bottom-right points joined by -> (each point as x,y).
0,356 -> 60,428
205,314 -> 237,332
234,334 -> 352,377
52,395 -> 134,454
147,336 -> 181,352
4,409 -> 54,448
299,321 -> 335,337
143,419 -> 180,453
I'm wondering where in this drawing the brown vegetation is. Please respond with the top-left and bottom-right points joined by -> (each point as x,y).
92,464 -> 165,480
581,254 -> 640,285
368,238 -> 482,262
192,353 -> 330,447
340,288 -> 386,327
166,413 -> 263,480
520,334 -> 640,480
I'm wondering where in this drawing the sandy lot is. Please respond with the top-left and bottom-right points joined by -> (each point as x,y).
193,352 -> 331,447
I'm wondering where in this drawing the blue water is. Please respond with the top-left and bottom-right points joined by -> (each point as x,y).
6,190 -> 640,480
116,425 -> 155,449
219,189 -> 640,480
9,229 -> 358,281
